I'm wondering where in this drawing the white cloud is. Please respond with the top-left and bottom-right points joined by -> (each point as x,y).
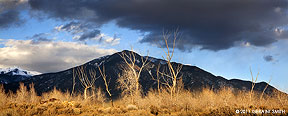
19,0 -> 28,4
55,24 -> 85,34
73,33 -> 120,46
0,39 -> 117,73
274,7 -> 282,13
54,25 -> 63,31
72,35 -> 81,40
242,42 -> 251,47
92,33 -> 120,46
54,22 -> 120,46
54,21 -> 92,35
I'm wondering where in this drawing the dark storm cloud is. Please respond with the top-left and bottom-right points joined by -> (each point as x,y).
54,21 -> 120,45
0,0 -> 26,12
263,55 -> 274,62
77,30 -> 101,41
0,0 -> 27,28
28,0 -> 288,51
0,10 -> 22,28
55,21 -> 96,34
28,33 -> 52,44
59,22 -> 83,34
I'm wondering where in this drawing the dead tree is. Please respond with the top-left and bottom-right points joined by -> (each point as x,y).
73,65 -> 99,99
98,64 -> 113,106
118,67 -> 137,103
157,30 -> 183,98
148,63 -> 161,93
118,49 -> 150,103
249,67 -> 259,102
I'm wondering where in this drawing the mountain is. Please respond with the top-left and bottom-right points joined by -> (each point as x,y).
2,50 -> 281,98
0,67 -> 40,84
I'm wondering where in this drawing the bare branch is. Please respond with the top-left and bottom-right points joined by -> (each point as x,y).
155,30 -> 183,98
73,65 -> 99,99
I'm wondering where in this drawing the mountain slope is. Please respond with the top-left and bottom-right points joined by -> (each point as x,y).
0,67 -> 39,84
2,50 -> 280,97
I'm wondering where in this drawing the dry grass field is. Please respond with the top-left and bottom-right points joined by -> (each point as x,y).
0,83 -> 287,116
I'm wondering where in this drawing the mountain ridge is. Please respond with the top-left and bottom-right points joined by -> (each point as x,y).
2,50 -> 282,98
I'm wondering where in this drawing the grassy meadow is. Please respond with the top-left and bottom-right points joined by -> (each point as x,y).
0,83 -> 287,116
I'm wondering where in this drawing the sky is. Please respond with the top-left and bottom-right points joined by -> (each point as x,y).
0,0 -> 287,92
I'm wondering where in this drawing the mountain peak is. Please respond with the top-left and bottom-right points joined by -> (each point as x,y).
0,67 -> 40,76
0,67 -> 42,84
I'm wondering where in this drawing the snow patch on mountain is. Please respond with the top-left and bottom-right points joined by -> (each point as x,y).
0,67 -> 41,76
88,55 -> 111,66
144,56 -> 167,64
144,56 -> 157,63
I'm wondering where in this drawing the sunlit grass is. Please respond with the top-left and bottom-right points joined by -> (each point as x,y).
0,83 -> 287,116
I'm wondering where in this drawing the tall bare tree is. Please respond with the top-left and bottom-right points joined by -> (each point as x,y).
98,64 -> 113,106
249,67 -> 259,102
156,30 -> 183,98
118,49 -> 150,103
148,63 -> 161,93
73,65 -> 99,99
118,67 -> 137,103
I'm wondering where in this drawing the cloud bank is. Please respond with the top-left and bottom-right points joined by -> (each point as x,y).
0,39 -> 117,73
0,0 -> 27,28
0,0 -> 287,51
27,0 -> 288,51
55,21 -> 120,45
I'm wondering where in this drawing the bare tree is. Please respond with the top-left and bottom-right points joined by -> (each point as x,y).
260,77 -> 272,102
98,64 -> 114,106
118,67 -> 137,103
156,30 -> 183,98
117,49 -> 150,103
73,65 -> 99,99
249,67 -> 259,102
148,63 -> 161,93
72,70 -> 76,96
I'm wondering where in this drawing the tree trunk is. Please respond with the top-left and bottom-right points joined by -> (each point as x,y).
157,79 -> 160,93
84,88 -> 88,99
170,89 -> 173,99
130,91 -> 135,104
111,98 -> 114,107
